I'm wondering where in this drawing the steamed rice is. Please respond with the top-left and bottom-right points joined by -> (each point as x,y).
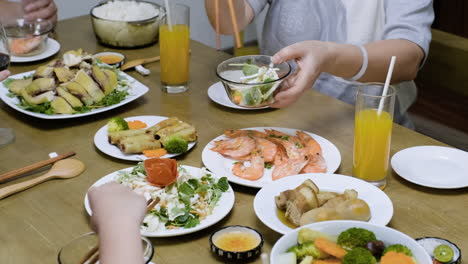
92,1 -> 160,22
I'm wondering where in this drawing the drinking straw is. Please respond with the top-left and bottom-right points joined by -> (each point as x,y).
215,0 -> 220,50
227,0 -> 242,48
377,56 -> 396,115
164,0 -> 173,31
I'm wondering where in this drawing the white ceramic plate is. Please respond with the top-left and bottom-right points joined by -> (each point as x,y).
254,173 -> 393,235
0,70 -> 149,119
207,82 -> 269,110
270,220 -> 432,264
391,146 -> 468,189
201,127 -> 341,188
94,115 -> 196,161
84,165 -> 235,237
10,38 -> 60,63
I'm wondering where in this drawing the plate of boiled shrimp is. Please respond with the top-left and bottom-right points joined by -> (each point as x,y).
201,127 -> 341,188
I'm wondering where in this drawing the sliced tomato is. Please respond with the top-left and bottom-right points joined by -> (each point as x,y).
144,158 -> 178,187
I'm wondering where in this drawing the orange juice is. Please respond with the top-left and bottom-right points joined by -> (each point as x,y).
159,24 -> 190,85
353,109 -> 393,184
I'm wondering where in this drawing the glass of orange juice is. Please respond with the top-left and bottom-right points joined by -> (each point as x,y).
353,83 -> 396,189
160,4 -> 190,93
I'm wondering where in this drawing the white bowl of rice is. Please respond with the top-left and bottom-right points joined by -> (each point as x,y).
90,0 -> 164,48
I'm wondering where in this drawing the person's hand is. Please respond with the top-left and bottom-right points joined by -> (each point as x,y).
0,70 -> 11,82
270,41 -> 335,108
88,182 -> 146,232
22,0 -> 58,24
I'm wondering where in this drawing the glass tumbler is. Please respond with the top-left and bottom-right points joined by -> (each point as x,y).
353,83 -> 396,189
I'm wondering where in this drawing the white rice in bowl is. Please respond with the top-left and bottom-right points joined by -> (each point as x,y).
91,0 -> 163,47
92,1 -> 160,21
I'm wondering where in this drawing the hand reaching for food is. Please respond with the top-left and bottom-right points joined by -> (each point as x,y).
23,0 -> 58,24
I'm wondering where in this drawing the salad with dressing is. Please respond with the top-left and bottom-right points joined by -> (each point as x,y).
115,161 -> 229,232
224,61 -> 281,107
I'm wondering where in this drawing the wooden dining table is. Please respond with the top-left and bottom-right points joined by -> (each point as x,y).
0,16 -> 466,264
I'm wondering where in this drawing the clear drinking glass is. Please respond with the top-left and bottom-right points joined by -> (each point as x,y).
159,4 -> 190,93
0,22 -> 15,148
353,83 -> 396,189
57,232 -> 154,264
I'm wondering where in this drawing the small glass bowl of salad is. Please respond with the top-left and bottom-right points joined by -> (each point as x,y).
216,55 -> 291,108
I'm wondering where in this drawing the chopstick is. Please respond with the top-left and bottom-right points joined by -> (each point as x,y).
82,197 -> 160,264
227,0 -> 242,49
0,151 -> 75,183
214,0 -> 220,50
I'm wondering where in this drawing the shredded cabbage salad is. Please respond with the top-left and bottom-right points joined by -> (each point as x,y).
116,162 -> 229,232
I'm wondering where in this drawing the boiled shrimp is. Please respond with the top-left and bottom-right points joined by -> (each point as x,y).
267,135 -> 307,161
272,145 -> 308,180
302,153 -> 327,173
254,137 -> 277,162
296,131 -> 327,173
211,136 -> 255,158
10,36 -> 43,55
232,151 -> 264,180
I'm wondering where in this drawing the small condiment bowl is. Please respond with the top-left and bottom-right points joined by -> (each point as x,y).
57,232 -> 154,264
416,237 -> 462,264
216,55 -> 291,108
210,225 -> 264,262
93,51 -> 126,68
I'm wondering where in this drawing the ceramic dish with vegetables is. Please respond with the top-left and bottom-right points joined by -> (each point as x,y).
216,55 -> 291,108
0,49 -> 149,119
84,159 -> 235,237
94,115 -> 197,161
271,220 -> 431,264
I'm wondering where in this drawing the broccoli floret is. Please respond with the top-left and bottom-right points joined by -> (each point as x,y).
338,228 -> 377,250
287,242 -> 328,260
107,117 -> 129,132
342,247 -> 377,264
383,244 -> 413,257
163,136 -> 188,153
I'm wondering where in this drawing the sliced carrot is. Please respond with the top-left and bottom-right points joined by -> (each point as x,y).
381,252 -> 416,264
128,120 -> 147,130
314,237 -> 347,259
233,95 -> 242,104
143,148 -> 168,158
313,259 -> 341,264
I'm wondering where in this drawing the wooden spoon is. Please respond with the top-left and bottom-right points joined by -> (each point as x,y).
0,159 -> 85,199
120,56 -> 160,71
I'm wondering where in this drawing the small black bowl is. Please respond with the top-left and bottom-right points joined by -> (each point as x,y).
416,237 -> 461,264
210,225 -> 264,262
